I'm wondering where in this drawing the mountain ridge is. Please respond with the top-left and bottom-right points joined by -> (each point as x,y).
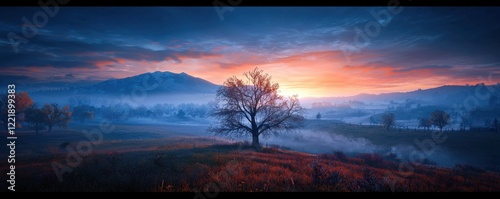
87,71 -> 220,95
24,71 -> 500,107
302,84 -> 500,106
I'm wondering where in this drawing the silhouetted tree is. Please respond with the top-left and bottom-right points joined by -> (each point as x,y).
369,115 -> 376,125
459,116 -> 471,131
209,68 -> 305,150
492,118 -> 499,133
419,118 -> 431,131
0,92 -> 34,130
430,110 -> 450,132
24,105 -> 46,134
316,112 -> 322,120
176,109 -> 186,118
72,105 -> 95,124
42,103 -> 72,132
381,113 -> 396,131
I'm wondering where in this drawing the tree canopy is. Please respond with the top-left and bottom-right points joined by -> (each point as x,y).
209,68 -> 305,150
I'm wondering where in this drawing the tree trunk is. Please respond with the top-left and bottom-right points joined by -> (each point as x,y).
48,124 -> 53,132
252,133 -> 261,151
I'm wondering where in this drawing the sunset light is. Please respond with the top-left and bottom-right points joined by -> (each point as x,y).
1,3 -> 500,193
1,7 -> 499,98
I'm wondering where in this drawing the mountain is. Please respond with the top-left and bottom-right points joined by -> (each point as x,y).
302,84 -> 500,107
80,71 -> 220,95
28,71 -> 221,105
24,72 -> 500,107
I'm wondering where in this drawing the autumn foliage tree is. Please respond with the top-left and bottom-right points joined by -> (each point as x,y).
209,68 -> 305,150
0,92 -> 34,130
42,103 -> 72,132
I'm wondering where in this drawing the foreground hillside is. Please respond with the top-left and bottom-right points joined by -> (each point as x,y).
6,136 -> 499,192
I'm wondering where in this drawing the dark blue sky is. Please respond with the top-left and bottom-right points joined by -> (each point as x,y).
1,7 -> 499,97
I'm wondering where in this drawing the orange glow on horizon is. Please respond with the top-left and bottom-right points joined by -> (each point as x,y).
6,49 -> 494,98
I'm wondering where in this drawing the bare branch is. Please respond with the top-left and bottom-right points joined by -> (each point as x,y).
208,67 -> 305,149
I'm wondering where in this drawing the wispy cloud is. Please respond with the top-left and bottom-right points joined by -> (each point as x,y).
0,7 -> 499,97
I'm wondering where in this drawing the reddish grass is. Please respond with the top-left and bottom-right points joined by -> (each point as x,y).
4,140 -> 499,192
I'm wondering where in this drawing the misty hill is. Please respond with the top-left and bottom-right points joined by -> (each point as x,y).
304,84 -> 500,107
82,71 -> 220,95
28,71 -> 221,105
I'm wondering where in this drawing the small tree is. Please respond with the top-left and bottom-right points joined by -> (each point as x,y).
430,110 -> 450,132
176,109 -> 186,118
72,105 -> 95,124
209,68 -> 305,150
381,113 -> 396,131
419,118 -> 432,131
492,118 -> 499,133
42,103 -> 72,132
459,116 -> 471,131
25,106 -> 47,134
316,112 -> 322,120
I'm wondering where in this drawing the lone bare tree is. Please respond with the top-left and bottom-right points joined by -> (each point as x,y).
209,68 -> 305,150
430,110 -> 450,132
381,113 -> 396,131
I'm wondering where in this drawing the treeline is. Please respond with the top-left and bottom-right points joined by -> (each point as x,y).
1,92 -> 211,134
372,109 -> 499,133
76,102 -> 211,122
0,92 -> 71,134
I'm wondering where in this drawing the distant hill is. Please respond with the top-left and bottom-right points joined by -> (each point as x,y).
28,71 -> 221,105
303,84 -> 500,107
22,73 -> 500,108
81,71 -> 220,95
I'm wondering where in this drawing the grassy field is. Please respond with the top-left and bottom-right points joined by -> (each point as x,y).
1,121 -> 499,192
307,119 -> 500,170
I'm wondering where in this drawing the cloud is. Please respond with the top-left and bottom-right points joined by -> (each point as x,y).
0,35 -> 222,70
0,7 -> 500,96
217,62 -> 241,69
393,65 -> 453,73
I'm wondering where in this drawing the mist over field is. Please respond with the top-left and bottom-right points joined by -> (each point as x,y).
13,73 -> 500,170
2,5 -> 500,192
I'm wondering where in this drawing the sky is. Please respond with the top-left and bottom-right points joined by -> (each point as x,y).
0,7 -> 499,97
